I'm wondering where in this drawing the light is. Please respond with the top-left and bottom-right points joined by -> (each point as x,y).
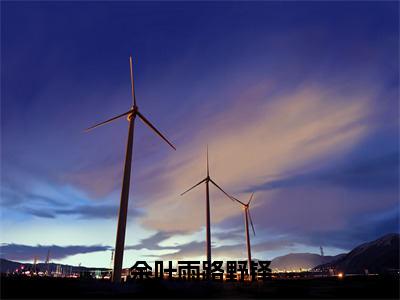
338,272 -> 344,279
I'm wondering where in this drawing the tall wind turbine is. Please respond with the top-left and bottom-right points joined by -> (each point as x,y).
231,193 -> 256,276
180,147 -> 234,268
85,56 -> 176,282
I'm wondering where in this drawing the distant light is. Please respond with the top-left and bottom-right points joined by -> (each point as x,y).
338,272 -> 344,278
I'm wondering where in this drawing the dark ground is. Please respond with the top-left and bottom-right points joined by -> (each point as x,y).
1,275 -> 399,299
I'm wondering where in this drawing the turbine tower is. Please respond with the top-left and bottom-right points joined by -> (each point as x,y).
86,56 -> 176,282
230,193 -> 256,277
180,147 -> 234,268
33,256 -> 38,274
45,250 -> 50,275
110,250 -> 114,270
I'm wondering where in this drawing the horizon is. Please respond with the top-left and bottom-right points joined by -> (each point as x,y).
1,1 -> 399,269
3,232 -> 398,269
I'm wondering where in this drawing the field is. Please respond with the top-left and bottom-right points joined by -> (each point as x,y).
1,275 -> 399,299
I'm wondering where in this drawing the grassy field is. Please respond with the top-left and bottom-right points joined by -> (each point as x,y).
1,275 -> 399,299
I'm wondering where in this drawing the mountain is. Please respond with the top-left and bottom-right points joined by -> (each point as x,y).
0,258 -> 21,273
314,233 -> 400,274
0,258 -> 109,274
2,233 -> 398,275
270,253 -> 344,271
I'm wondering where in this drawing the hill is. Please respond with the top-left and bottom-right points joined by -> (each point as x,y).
0,258 -> 108,274
2,233 -> 398,275
270,253 -> 344,271
314,233 -> 400,274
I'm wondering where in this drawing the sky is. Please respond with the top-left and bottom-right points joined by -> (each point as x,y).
1,2 -> 399,268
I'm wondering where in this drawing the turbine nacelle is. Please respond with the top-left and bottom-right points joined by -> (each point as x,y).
231,193 -> 256,236
180,148 -> 235,200
85,56 -> 176,151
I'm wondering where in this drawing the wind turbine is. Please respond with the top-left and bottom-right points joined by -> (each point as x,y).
231,193 -> 256,277
85,56 -> 176,282
180,147 -> 234,269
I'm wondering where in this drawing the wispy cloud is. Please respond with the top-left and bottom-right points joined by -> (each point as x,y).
139,83 -> 375,234
55,204 -> 143,220
0,244 -> 111,261
250,152 -> 399,192
61,158 -> 123,199
125,231 -> 179,251
1,185 -> 143,220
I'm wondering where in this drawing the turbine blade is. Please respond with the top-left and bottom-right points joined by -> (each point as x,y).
137,111 -> 176,150
206,145 -> 209,177
248,208 -> 256,236
209,179 -> 237,203
85,110 -> 133,132
180,178 -> 207,196
129,56 -> 136,107
248,192 -> 255,205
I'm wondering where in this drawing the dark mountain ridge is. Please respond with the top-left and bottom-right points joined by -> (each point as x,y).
314,233 -> 400,274
270,253 -> 345,271
2,233 -> 398,274
0,258 -> 109,274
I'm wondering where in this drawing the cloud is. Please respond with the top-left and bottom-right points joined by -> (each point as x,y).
0,187 -> 65,209
123,230 -> 245,260
22,209 -> 56,219
55,204 -> 144,220
0,188 -> 142,220
0,244 -> 111,261
212,228 -> 244,242
146,237 -> 299,261
26,193 -> 66,207
303,207 -> 400,250
125,231 -> 179,251
3,77 -> 393,259
128,81 -> 398,258
319,152 -> 399,190
1,175 -> 143,220
61,158 -> 123,199
139,83 -> 375,233
250,152 -> 399,192
1,189 -> 143,220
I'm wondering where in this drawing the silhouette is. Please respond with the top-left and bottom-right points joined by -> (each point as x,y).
230,193 -> 257,275
180,147 -> 234,268
85,56 -> 176,282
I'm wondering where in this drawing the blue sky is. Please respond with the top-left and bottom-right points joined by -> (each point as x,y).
1,1 -> 398,268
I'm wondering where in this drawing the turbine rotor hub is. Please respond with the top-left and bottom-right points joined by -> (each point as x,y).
127,106 -> 138,121
127,113 -> 134,121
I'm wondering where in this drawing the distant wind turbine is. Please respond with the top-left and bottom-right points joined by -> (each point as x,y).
231,193 -> 257,276
85,56 -> 176,282
180,147 -> 234,268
